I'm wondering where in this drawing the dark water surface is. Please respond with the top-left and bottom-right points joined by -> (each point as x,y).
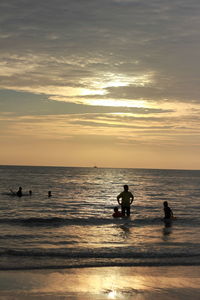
0,166 -> 199,269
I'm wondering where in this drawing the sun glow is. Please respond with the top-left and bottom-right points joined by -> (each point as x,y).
78,72 -> 154,97
89,72 -> 153,89
83,98 -> 148,108
79,88 -> 106,96
44,72 -> 155,109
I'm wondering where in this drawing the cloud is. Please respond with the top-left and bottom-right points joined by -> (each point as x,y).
1,110 -> 199,152
0,89 -> 173,117
0,0 -> 200,153
0,0 -> 200,109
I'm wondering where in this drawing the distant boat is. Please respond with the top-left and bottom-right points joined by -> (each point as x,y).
93,166 -> 98,168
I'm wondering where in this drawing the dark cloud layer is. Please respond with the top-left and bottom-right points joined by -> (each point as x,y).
1,0 -> 200,109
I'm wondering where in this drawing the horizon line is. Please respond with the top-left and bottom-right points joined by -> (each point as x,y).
0,164 -> 199,172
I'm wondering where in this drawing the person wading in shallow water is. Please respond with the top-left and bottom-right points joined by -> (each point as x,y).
163,201 -> 173,219
117,185 -> 134,217
16,186 -> 22,197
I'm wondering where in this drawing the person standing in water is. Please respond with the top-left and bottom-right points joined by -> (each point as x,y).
16,186 -> 22,197
163,201 -> 173,219
117,185 -> 134,217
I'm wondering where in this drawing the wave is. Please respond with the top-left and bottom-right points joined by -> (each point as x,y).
0,216 -> 168,227
1,248 -> 199,259
1,261 -> 200,271
0,217 -> 114,226
0,216 -> 199,227
0,249 -> 200,270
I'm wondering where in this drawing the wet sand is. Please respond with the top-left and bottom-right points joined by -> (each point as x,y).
0,266 -> 199,299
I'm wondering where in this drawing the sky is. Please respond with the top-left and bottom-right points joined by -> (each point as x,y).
0,0 -> 200,169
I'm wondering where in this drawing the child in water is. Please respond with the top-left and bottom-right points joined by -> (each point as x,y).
112,207 -> 122,218
163,201 -> 173,219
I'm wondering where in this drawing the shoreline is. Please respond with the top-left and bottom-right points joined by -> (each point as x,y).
0,265 -> 199,299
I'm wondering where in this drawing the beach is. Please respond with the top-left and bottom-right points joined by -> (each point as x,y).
0,266 -> 200,299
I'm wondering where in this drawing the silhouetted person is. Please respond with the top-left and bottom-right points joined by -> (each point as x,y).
112,206 -> 122,218
117,185 -> 134,217
29,190 -> 32,196
163,201 -> 173,219
16,187 -> 22,197
48,191 -> 52,197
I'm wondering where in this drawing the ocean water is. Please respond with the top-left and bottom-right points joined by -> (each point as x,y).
0,165 -> 200,270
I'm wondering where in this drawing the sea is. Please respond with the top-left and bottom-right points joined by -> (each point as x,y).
0,165 -> 200,270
